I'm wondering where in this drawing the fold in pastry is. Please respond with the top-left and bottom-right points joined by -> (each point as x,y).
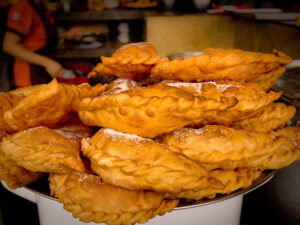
151,48 -> 291,82
160,126 -> 286,166
0,148 -> 43,189
82,128 -> 223,193
49,172 -> 178,225
88,42 -> 164,80
3,79 -> 106,130
232,103 -> 296,132
1,127 -> 84,173
164,168 -> 262,200
75,83 -> 237,138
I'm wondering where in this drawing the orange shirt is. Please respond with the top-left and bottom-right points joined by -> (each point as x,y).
6,0 -> 51,87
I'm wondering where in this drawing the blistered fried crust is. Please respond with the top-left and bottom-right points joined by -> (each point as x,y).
161,126 -> 285,165
232,103 -> 296,132
0,149 -> 42,189
49,172 -> 178,225
151,48 -> 291,82
1,127 -> 84,173
0,93 -> 23,131
88,42 -> 163,80
165,169 -> 262,200
82,128 -> 223,193
75,83 -> 237,138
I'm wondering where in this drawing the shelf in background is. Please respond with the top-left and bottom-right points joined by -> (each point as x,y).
46,41 -> 124,59
52,9 -> 178,22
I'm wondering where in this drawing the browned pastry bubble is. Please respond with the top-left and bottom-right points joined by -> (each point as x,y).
49,171 -> 178,225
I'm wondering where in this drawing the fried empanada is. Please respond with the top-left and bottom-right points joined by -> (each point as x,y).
160,126 -> 285,166
3,80 -> 106,130
164,81 -> 282,126
88,42 -> 164,80
1,127 -> 84,173
0,147 -> 42,189
151,48 -> 291,82
49,172 -> 178,225
75,83 -> 237,138
165,168 -> 262,200
82,128 -> 223,193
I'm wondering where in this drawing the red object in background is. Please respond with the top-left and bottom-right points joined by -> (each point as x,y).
63,62 -> 93,76
58,76 -> 89,85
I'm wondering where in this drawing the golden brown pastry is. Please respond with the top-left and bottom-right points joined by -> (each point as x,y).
88,42 -> 164,80
8,84 -> 46,97
250,66 -> 286,91
0,148 -> 42,189
53,113 -> 94,145
164,80 -> 282,126
75,83 -> 237,138
3,79 -> 72,130
232,103 -> 296,132
102,78 -> 141,95
49,171 -> 178,225
1,127 -> 84,173
3,79 -> 106,130
0,92 -> 23,131
151,48 -> 291,82
161,126 -> 300,170
160,126 -> 285,167
165,168 -> 262,200
82,128 -> 223,193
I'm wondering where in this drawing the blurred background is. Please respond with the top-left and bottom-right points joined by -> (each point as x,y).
0,0 -> 299,224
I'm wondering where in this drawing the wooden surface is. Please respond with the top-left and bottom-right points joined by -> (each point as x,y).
146,15 -> 300,59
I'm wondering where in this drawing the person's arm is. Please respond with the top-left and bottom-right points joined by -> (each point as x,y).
59,27 -> 83,40
2,31 -> 64,77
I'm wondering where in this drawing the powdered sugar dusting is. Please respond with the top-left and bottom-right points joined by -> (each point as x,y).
102,128 -> 148,142
167,81 -> 240,92
105,78 -> 140,95
172,127 -> 204,137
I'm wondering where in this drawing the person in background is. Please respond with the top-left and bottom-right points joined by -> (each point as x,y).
2,0 -> 83,87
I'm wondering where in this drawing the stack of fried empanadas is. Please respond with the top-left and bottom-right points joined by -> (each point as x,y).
0,42 -> 299,225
